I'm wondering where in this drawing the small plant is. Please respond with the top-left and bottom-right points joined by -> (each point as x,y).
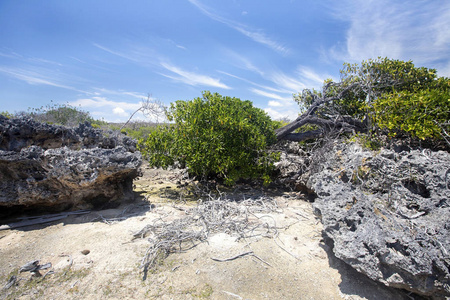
351,165 -> 371,184
1,111 -> 14,119
348,133 -> 381,151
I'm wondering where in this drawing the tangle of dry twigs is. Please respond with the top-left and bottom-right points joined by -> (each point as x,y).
136,193 -> 281,279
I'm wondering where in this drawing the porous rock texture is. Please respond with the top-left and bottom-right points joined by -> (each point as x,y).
0,116 -> 142,215
303,141 -> 450,298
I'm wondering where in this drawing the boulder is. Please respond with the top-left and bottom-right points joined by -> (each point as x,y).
308,141 -> 450,298
0,116 -> 142,215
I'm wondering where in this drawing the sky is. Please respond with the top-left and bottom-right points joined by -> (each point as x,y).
1,0 -> 449,122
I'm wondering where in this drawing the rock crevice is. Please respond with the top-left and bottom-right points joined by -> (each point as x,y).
305,141 -> 450,298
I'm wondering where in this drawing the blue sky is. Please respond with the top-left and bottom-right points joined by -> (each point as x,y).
1,0 -> 449,122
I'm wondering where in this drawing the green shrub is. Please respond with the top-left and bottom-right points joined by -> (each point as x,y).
26,101 -> 101,127
337,58 -> 439,120
373,78 -> 450,140
123,125 -> 157,140
293,57 -> 449,146
1,111 -> 14,119
138,91 -> 279,185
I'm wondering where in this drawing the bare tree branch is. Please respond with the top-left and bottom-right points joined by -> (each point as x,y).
275,82 -> 366,141
120,94 -> 166,130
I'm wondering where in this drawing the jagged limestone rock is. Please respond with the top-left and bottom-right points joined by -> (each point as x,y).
0,116 -> 142,215
309,141 -> 450,298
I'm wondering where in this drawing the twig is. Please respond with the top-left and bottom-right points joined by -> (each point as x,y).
70,280 -> 79,289
222,291 -> 243,299
250,253 -> 272,267
171,265 -> 181,272
211,251 -> 254,262
2,276 -> 17,290
295,211 -> 310,220
138,195 -> 280,278
273,233 -> 301,261
42,270 -> 55,280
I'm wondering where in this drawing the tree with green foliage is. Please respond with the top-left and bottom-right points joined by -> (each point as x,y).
280,57 -> 449,147
138,91 -> 279,185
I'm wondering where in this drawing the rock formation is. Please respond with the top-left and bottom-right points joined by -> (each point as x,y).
0,116 -> 142,216
302,141 -> 450,298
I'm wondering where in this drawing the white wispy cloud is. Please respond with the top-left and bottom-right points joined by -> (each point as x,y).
222,49 -> 265,76
268,100 -> 283,107
93,88 -> 147,100
218,71 -> 291,93
94,43 -> 230,88
296,67 -> 330,85
69,97 -> 142,111
188,0 -> 290,55
328,0 -> 450,75
160,62 -> 231,89
93,43 -> 141,62
0,66 -> 88,93
270,72 -> 308,92
250,88 -> 290,101
219,67 -> 329,121
166,39 -> 188,51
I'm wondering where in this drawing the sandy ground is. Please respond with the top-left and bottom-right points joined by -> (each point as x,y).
0,164 -> 415,299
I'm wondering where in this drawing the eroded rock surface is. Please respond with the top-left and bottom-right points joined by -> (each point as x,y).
307,141 -> 450,298
0,116 -> 141,215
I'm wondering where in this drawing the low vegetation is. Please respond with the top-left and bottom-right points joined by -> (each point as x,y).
138,91 -> 279,185
2,57 -> 448,187
289,57 -> 449,148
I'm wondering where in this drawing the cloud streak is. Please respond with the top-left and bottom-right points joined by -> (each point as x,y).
328,0 -> 450,75
250,88 -> 290,102
188,0 -> 290,55
69,97 -> 142,111
93,88 -> 147,100
160,62 -> 231,89
0,66 -> 88,93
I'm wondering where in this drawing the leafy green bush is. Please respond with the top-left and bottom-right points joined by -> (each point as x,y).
337,57 -> 439,119
293,57 -> 449,146
138,91 -> 279,185
373,78 -> 450,140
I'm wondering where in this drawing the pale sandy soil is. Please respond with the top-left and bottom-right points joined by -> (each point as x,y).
0,164 -> 413,300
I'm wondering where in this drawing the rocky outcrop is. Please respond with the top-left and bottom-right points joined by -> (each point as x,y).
0,116 -> 142,215
0,116 -> 137,152
307,141 -> 450,298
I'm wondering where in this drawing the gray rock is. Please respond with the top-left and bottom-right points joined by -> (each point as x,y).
272,141 -> 314,196
0,115 -> 136,152
0,116 -> 142,215
309,141 -> 450,298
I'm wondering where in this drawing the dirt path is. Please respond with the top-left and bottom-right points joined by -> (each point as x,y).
0,165 -> 412,299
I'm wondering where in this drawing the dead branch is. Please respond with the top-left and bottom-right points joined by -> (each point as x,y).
276,82 -> 367,142
137,195 -> 280,278
120,94 -> 166,130
211,251 -> 254,262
